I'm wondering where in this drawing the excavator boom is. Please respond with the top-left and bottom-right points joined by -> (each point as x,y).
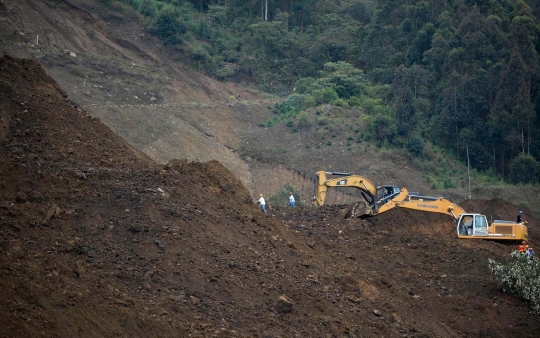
376,189 -> 467,220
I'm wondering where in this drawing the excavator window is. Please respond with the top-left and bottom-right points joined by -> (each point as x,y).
475,215 -> 488,235
376,186 -> 400,202
460,216 -> 473,236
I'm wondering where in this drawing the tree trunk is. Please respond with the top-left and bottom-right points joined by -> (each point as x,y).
502,148 -> 504,178
454,88 -> 459,156
300,0 -> 304,33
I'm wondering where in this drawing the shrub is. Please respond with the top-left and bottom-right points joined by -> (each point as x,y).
191,46 -> 209,61
296,112 -> 312,131
508,154 -> 539,184
407,136 -> 425,157
268,183 -> 304,207
150,6 -> 186,45
317,117 -> 329,126
443,178 -> 455,189
119,0 -> 140,8
139,0 -> 156,17
371,114 -> 396,143
215,64 -> 235,80
489,251 -> 540,315
348,96 -> 362,107
315,87 -> 339,105
283,95 -> 304,113
193,18 -> 209,39
360,96 -> 384,114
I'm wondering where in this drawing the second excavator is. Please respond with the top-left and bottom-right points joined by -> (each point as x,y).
312,171 -> 466,219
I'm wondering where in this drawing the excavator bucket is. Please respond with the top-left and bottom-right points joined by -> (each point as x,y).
345,200 -> 374,218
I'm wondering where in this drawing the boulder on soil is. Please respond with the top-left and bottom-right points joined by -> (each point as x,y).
276,295 -> 293,313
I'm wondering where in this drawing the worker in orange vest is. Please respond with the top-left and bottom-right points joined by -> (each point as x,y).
518,241 -> 528,253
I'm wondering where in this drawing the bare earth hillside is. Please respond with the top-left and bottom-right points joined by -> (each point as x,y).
0,0 -> 450,203
0,0 -> 271,196
2,55 -> 540,338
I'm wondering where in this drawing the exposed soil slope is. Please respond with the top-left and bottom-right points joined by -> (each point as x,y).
0,0 -> 448,203
1,56 -> 540,338
0,0 -> 269,195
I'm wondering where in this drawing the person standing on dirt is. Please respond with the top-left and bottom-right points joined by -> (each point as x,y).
527,247 -> 536,258
517,210 -> 525,224
258,194 -> 268,214
288,192 -> 295,208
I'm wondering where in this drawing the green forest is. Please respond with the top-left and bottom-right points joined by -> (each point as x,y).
106,0 -> 540,184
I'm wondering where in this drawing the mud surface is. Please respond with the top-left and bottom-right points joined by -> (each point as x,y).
1,56 -> 539,337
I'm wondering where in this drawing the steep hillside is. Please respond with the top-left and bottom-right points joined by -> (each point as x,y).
0,0 -> 270,195
2,55 -> 540,337
0,0 -> 450,203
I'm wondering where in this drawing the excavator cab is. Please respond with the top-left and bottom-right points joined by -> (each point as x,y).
375,186 -> 400,206
457,214 -> 489,236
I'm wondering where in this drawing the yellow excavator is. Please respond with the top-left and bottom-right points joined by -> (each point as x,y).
313,171 -> 528,241
313,171 -> 465,219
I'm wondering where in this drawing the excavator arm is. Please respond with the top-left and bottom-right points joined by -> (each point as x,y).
376,189 -> 466,220
313,171 -> 377,207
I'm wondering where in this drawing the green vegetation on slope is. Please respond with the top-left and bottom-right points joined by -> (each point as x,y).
490,251 -> 540,315
104,0 -> 540,186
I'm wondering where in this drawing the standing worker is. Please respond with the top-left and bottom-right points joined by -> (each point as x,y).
518,241 -> 528,253
258,194 -> 268,214
517,210 -> 527,223
517,210 -> 526,224
288,192 -> 295,208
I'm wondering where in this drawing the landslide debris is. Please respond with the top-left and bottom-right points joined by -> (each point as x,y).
1,55 -> 540,338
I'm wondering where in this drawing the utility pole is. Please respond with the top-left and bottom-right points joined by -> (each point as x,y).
466,144 -> 471,199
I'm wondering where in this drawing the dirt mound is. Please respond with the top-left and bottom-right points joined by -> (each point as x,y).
462,198 -> 520,221
2,55 -> 540,337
